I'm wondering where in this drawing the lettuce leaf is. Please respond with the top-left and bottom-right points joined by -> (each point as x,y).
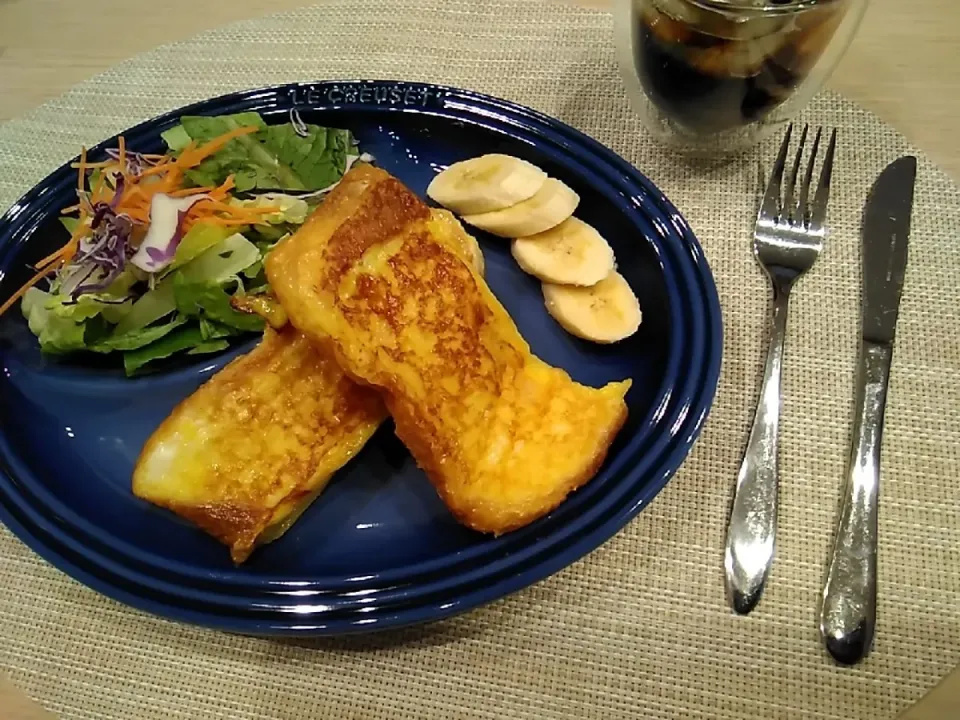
21,288 -> 90,354
163,222 -> 235,276
111,279 -> 176,336
230,194 -> 309,225
187,339 -> 230,356
90,315 -> 187,353
121,276 -> 265,375
122,325 -> 207,376
159,125 -> 192,152
112,233 -> 260,336
22,288 -> 135,355
248,223 -> 290,245
178,233 -> 260,286
198,316 -> 240,341
173,275 -> 265,333
164,112 -> 353,192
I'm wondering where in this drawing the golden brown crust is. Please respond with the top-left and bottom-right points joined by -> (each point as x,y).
447,400 -> 629,535
322,176 -> 431,287
267,167 -> 631,535
133,325 -> 387,563
165,502 -> 263,563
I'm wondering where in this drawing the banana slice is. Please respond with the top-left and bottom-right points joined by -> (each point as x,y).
427,154 -> 547,215
511,217 -> 614,286
543,272 -> 641,344
461,178 -> 579,238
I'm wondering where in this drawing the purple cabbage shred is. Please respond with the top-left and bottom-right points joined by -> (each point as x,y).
60,200 -> 136,301
103,148 -> 158,177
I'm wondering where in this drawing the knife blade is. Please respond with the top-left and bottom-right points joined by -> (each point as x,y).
862,156 -> 917,345
819,156 -> 917,665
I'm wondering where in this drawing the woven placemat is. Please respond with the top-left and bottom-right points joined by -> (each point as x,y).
0,2 -> 958,718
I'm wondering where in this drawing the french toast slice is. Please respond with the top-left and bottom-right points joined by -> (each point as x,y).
133,325 -> 387,563
266,165 -> 631,534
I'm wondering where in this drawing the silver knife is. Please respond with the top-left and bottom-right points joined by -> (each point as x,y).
819,156 -> 917,665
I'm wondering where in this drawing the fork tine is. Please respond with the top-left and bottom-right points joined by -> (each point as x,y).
760,123 -> 793,220
810,129 -> 837,228
783,124 -> 808,222
796,127 -> 822,227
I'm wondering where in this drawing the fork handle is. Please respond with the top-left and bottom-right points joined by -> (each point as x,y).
819,340 -> 889,665
724,284 -> 791,614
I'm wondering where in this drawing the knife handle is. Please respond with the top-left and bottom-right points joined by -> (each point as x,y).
820,340 -> 891,665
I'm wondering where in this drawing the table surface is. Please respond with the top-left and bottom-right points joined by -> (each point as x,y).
0,0 -> 957,181
0,0 -> 957,718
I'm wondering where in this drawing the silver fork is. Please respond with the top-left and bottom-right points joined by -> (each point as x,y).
724,124 -> 837,615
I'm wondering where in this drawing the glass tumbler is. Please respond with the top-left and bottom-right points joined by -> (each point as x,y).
614,0 -> 867,154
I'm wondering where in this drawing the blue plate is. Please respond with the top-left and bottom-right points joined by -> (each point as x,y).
0,81 -> 722,634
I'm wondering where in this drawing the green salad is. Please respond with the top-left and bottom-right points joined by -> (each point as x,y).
5,111 -> 365,375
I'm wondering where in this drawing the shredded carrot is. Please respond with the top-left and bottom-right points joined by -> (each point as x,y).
33,247 -> 68,271
61,203 -> 81,215
120,183 -> 146,205
169,186 -> 215,198
184,212 -> 273,232
196,218 -> 265,227
76,147 -> 87,193
49,229 -> 84,269
1,124 -> 283,318
176,126 -> 258,169
0,261 -> 63,316
139,158 -> 175,178
34,221 -> 87,270
70,160 -> 114,170
195,199 -> 274,214
207,175 -> 236,201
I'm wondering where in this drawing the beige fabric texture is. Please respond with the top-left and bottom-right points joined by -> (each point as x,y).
0,1 -> 958,718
